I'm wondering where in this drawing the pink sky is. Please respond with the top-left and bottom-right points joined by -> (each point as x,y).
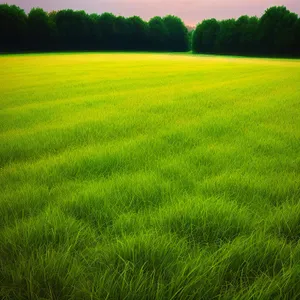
5,0 -> 300,25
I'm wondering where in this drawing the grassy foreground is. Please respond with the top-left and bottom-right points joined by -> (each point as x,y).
0,53 -> 300,299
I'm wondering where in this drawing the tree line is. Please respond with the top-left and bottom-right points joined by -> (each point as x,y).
0,4 -> 189,52
192,6 -> 300,56
1,4 -> 299,56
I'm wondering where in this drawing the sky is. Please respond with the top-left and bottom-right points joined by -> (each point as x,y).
5,0 -> 300,25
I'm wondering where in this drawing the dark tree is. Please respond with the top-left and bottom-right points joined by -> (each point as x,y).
54,9 -> 91,50
259,6 -> 298,55
96,13 -> 117,50
163,15 -> 189,51
192,19 -> 220,53
127,16 -> 149,50
294,18 -> 300,55
88,13 -> 102,50
47,11 -> 59,51
235,16 -> 259,54
215,19 -> 238,54
114,16 -> 130,50
28,8 -> 52,50
0,4 -> 27,51
148,16 -> 168,51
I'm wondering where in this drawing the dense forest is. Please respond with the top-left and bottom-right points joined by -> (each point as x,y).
0,4 -> 299,56
0,4 -> 189,52
192,6 -> 300,56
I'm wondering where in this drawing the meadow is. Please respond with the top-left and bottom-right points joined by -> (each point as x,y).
0,52 -> 300,299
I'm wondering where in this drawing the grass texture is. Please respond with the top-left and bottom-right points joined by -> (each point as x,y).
0,53 -> 300,299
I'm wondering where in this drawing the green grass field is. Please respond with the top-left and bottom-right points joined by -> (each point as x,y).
1,53 -> 300,299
